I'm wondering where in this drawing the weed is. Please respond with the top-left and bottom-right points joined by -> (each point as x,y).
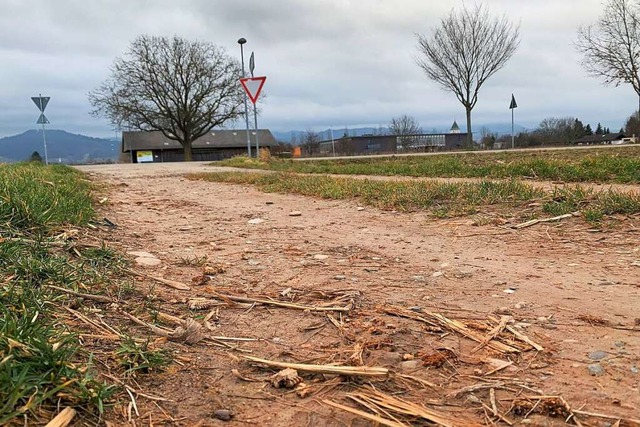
115,337 -> 171,376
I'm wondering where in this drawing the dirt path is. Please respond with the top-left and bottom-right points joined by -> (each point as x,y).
77,162 -> 640,426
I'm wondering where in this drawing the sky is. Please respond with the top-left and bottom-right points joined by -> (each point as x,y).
0,0 -> 636,139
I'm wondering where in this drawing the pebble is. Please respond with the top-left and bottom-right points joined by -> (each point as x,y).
496,307 -> 511,315
398,360 -> 420,371
334,275 -> 346,280
266,201 -> 274,205
247,259 -> 260,266
313,254 -> 329,261
588,364 -> 604,376
409,306 -> 422,312
214,409 -> 233,421
412,275 -> 426,282
589,350 -> 607,361
503,288 -> 516,294
631,366 -> 639,374
357,207 -> 365,211
134,256 -> 161,266
289,211 -> 302,216
247,218 -> 264,225
432,271 -> 443,278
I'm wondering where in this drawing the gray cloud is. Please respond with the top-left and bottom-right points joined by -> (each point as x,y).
0,0 -> 634,139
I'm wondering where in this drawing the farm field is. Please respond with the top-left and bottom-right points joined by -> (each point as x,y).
68,157 -> 640,426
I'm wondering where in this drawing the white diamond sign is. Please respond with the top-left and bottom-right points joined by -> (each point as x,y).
240,76 -> 266,104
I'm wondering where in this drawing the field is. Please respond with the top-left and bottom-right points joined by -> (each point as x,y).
3,147 -> 639,426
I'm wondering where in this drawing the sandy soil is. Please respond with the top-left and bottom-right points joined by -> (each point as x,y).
76,162 -> 640,426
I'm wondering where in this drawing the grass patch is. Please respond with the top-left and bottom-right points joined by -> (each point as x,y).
189,172 -> 544,218
0,163 -> 121,423
189,172 -> 640,225
215,146 -> 640,184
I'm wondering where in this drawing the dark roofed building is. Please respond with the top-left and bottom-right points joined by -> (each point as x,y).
574,132 -> 625,145
122,129 -> 277,163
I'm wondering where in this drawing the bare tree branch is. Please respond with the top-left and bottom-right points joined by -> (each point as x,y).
389,114 -> 422,150
89,35 -> 245,161
416,4 -> 519,147
575,0 -> 640,113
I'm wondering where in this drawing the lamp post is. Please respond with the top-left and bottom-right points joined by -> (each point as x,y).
238,38 -> 251,157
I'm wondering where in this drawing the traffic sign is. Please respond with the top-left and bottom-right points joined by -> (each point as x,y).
240,76 -> 266,104
36,113 -> 49,124
509,94 -> 518,109
32,96 -> 50,112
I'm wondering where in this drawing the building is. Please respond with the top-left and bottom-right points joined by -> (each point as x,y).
574,132 -> 626,145
316,126 -> 468,156
121,129 -> 277,163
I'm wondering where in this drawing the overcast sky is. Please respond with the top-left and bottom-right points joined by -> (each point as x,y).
0,0 -> 634,138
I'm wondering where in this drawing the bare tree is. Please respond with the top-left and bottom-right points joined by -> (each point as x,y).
416,4 -> 520,147
576,0 -> 640,114
389,114 -> 422,150
536,117 -> 577,146
301,130 -> 320,156
89,35 -> 244,161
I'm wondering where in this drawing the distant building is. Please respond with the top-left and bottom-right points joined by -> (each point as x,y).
316,128 -> 468,156
574,132 -> 626,145
450,120 -> 461,133
121,130 -> 277,163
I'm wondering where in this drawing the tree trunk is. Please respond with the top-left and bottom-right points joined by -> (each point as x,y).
183,139 -> 193,162
465,107 -> 473,148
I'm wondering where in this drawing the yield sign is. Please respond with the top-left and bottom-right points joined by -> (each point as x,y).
240,76 -> 266,104
509,94 -> 518,109
32,96 -> 50,112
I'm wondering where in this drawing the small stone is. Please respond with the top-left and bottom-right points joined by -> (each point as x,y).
398,360 -> 420,371
495,280 -> 507,286
503,288 -> 516,294
247,259 -> 260,266
289,211 -> 302,217
248,218 -> 264,225
589,350 -> 607,361
496,307 -> 511,315
432,271 -> 443,278
334,275 -> 346,280
266,201 -> 274,205
440,263 -> 450,269
357,207 -> 365,211
412,275 -> 426,282
313,254 -> 329,261
631,366 -> 639,374
402,353 -> 414,361
214,409 -> 233,421
409,306 -> 422,312
588,364 -> 604,376
134,257 -> 161,266
537,316 -> 549,323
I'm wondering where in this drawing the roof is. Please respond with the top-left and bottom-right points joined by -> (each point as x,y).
122,129 -> 277,152
574,132 -> 625,144
450,120 -> 460,131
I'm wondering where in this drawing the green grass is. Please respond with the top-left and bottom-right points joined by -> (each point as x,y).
0,163 -> 119,424
0,163 -> 94,231
189,172 -> 640,224
215,146 -> 640,184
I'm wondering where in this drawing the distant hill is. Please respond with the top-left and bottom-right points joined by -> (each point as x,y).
0,130 -> 118,164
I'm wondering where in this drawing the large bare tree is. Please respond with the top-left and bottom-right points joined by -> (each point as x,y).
389,114 -> 422,150
89,35 -> 244,161
416,5 -> 520,147
576,0 -> 640,114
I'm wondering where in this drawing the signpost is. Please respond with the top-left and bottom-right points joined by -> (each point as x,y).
31,94 -> 50,164
509,94 -> 518,149
240,75 -> 266,155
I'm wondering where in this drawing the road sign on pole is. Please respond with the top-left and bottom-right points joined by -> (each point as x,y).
240,77 -> 266,104
32,94 -> 50,165
509,94 -> 517,149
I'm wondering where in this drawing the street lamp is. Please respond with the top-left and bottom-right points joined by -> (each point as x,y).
238,37 -> 252,157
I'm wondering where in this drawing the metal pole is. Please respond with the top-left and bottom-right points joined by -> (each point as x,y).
511,107 -> 514,149
40,94 -> 49,165
238,39 -> 251,157
250,60 -> 260,156
330,128 -> 335,156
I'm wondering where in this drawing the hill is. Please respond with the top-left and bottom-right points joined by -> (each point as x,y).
0,130 -> 118,164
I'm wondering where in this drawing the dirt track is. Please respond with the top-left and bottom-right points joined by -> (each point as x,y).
77,162 -> 640,426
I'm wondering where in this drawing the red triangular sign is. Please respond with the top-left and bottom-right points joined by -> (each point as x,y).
240,76 -> 266,104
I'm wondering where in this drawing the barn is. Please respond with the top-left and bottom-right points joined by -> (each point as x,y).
121,129 -> 277,163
